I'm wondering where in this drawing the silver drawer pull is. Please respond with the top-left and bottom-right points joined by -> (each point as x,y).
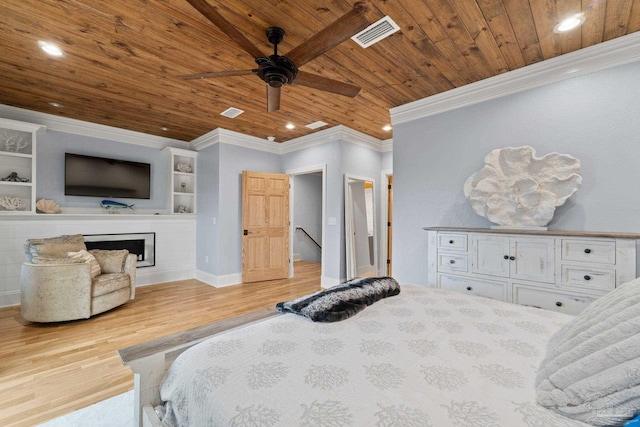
555,301 -> 563,307
449,259 -> 455,264
584,275 -> 591,281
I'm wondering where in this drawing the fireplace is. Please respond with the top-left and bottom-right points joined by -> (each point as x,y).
83,232 -> 155,268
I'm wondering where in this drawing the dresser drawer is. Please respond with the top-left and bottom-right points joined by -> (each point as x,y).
439,274 -> 506,301
561,265 -> 615,291
437,253 -> 468,272
561,239 -> 616,264
512,284 -> 597,315
437,233 -> 468,251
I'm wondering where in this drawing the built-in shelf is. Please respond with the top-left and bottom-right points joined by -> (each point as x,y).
164,147 -> 197,214
0,118 -> 43,214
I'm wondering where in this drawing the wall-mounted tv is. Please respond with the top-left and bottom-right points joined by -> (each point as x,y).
65,153 -> 151,199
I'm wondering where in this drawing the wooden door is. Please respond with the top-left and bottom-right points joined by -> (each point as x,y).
242,171 -> 290,283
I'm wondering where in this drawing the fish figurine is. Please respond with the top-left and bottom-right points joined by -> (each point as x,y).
100,199 -> 135,214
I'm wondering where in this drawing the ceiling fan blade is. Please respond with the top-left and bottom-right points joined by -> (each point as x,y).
294,71 -> 361,97
286,4 -> 369,67
185,0 -> 265,59
267,85 -> 281,112
178,70 -> 255,80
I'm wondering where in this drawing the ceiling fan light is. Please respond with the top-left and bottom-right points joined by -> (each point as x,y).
554,13 -> 586,33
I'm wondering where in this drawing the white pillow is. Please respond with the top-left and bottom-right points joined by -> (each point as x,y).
536,277 -> 640,426
68,250 -> 101,279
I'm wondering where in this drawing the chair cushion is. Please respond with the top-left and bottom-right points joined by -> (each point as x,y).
25,234 -> 86,261
68,250 -> 102,279
92,273 -> 130,297
31,256 -> 85,265
89,249 -> 129,274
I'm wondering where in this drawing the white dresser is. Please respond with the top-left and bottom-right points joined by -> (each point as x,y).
425,227 -> 639,315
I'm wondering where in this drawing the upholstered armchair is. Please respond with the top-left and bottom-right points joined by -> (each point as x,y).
20,234 -> 136,322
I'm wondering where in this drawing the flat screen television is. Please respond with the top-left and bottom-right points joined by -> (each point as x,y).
65,153 -> 151,199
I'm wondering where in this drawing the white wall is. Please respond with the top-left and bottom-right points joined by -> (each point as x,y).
392,61 -> 640,285
0,217 -> 195,307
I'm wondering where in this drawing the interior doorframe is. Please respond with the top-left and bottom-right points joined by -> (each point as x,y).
286,163 -> 327,280
380,169 -> 393,276
344,173 -> 377,280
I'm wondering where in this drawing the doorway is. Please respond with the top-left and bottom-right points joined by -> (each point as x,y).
287,164 -> 326,281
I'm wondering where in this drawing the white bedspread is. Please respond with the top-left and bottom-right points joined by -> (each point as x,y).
159,285 -> 588,426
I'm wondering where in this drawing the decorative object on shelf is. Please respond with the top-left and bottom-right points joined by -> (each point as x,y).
1,132 -> 30,153
35,199 -> 61,214
180,182 -> 187,192
100,199 -> 135,214
0,195 -> 26,211
463,146 -> 582,229
175,162 -> 193,173
0,171 -> 30,182
177,204 -> 187,213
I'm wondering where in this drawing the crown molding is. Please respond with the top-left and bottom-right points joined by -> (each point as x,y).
0,104 -> 186,149
390,31 -> 640,125
192,125 -> 393,154
280,125 -> 392,154
190,128 -> 281,154
0,104 -> 393,154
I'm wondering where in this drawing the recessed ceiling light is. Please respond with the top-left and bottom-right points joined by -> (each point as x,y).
382,124 -> 392,131
285,123 -> 295,130
48,102 -> 63,108
161,126 -> 170,131
38,41 -> 64,57
554,13 -> 586,33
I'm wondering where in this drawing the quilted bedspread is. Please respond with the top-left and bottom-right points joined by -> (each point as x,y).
158,285 -> 589,427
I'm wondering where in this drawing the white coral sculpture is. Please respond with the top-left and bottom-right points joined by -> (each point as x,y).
463,146 -> 582,227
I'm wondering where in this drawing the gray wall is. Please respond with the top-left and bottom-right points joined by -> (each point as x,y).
196,143 -> 219,274
293,174 -> 322,263
215,143 -> 281,276
37,130 -> 167,210
393,61 -> 640,285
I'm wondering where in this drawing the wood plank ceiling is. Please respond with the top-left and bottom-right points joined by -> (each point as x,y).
1,0 -> 639,143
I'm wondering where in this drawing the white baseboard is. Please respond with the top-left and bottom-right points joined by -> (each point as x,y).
195,269 -> 242,287
321,276 -> 345,288
135,268 -> 195,287
0,291 -> 21,308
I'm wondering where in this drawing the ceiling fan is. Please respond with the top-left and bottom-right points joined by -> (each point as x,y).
180,0 -> 370,112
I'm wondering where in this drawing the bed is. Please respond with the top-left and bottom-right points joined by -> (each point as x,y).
118,280 -> 640,427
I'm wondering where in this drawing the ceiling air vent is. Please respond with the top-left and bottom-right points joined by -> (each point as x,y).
351,16 -> 400,48
220,107 -> 244,118
305,121 -> 328,130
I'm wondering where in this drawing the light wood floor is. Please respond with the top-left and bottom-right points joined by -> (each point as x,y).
0,261 -> 321,427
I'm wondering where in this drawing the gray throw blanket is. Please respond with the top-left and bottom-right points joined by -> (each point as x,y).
276,276 -> 400,322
